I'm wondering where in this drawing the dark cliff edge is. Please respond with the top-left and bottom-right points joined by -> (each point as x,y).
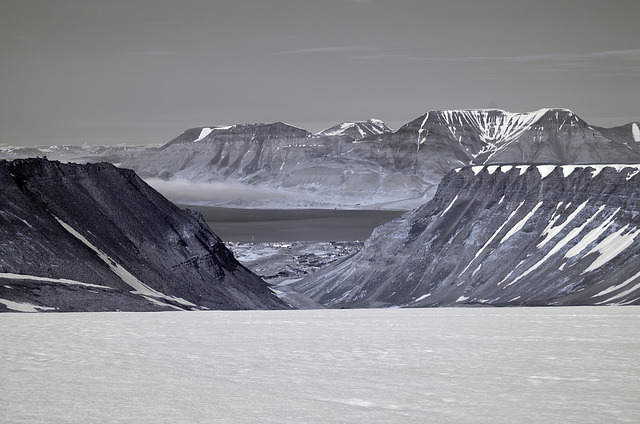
287,164 -> 640,308
0,158 -> 289,312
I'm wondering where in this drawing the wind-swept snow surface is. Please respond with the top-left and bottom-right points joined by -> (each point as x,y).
2,309 -> 639,423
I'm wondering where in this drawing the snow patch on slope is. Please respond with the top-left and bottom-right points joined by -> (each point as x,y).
317,119 -> 391,138
430,108 -> 549,146
593,269 -> 640,304
194,127 -> 214,142
0,298 -> 57,312
467,164 -> 640,180
633,123 -> 640,142
53,216 -> 198,310
581,224 -> 640,273
0,273 -> 110,289
499,202 -> 543,243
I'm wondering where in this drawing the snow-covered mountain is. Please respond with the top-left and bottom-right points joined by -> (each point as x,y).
2,109 -> 639,209
0,158 -> 288,312
114,109 -> 640,209
398,108 -> 640,164
116,119 -> 419,208
284,164 -> 640,308
316,119 -> 393,139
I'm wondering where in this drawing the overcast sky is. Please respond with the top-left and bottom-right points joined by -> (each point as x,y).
1,0 -> 639,146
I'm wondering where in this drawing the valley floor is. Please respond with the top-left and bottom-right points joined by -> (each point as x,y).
226,241 -> 363,285
188,205 -> 401,290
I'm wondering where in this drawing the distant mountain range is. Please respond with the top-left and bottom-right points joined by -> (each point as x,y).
0,158 -> 288,312
283,164 -> 640,308
3,108 -> 639,209
2,109 -> 640,311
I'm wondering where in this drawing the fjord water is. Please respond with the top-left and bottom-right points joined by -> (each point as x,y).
2,307 -> 639,423
183,206 -> 405,242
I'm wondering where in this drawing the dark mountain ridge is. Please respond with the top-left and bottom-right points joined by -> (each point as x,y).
285,163 -> 640,308
0,158 -> 288,312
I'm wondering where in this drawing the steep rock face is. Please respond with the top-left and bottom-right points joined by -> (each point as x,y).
350,109 -> 640,192
0,158 -> 288,312
127,122 -> 344,182
120,109 -> 640,209
288,164 -> 640,307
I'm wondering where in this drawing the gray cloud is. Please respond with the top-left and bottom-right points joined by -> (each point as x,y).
410,49 -> 640,63
276,44 -> 382,55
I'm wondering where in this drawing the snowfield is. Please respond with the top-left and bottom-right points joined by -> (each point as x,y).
1,308 -> 639,423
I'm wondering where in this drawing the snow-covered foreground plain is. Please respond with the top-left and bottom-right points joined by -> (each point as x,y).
2,308 -> 640,423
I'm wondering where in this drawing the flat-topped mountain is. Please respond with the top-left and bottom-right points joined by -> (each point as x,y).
164,122 -> 313,147
2,109 -> 639,209
0,158 -> 288,312
285,164 -> 640,308
117,109 -> 640,208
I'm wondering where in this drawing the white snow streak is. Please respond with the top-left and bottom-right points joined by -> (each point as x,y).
439,195 -> 459,217
413,293 -> 431,303
53,216 -> 197,310
593,269 -> 640,303
581,225 -> 640,273
627,168 -> 640,180
537,201 -> 587,249
194,127 -> 213,142
633,123 -> 640,142
502,205 -> 607,287
564,208 -> 619,259
457,202 -> 525,279
0,298 -> 56,312
499,202 -> 543,244
0,273 -> 109,289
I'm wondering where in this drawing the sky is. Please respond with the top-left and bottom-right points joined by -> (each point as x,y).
1,0 -> 639,146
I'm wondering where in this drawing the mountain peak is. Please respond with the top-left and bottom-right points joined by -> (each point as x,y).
165,121 -> 312,146
316,119 -> 393,139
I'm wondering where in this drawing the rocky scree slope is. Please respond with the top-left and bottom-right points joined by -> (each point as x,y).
286,164 -> 640,308
0,158 -> 288,312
